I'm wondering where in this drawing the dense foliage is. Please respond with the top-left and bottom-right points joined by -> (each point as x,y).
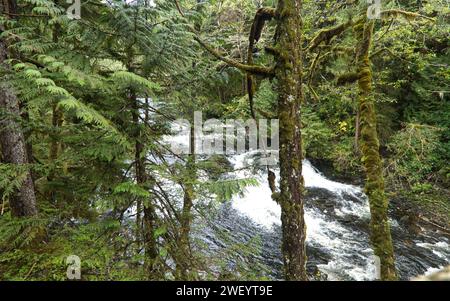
0,0 -> 448,280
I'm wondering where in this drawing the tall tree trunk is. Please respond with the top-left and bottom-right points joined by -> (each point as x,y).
272,0 -> 308,280
131,94 -> 158,278
0,0 -> 38,217
47,101 -> 63,205
49,104 -> 63,161
355,20 -> 398,280
49,23 -> 62,163
354,106 -> 360,152
176,126 -> 196,279
192,0 -> 308,280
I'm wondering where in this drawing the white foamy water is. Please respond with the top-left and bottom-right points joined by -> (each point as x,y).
230,153 -> 370,229
159,123 -> 449,281
416,241 -> 450,260
228,152 -> 377,280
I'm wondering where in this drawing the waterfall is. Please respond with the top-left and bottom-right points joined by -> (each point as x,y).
228,153 -> 376,280
219,152 -> 450,280
162,121 -> 449,281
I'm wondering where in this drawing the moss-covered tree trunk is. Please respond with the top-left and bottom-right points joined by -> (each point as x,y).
272,0 -> 307,280
0,0 -> 38,217
193,0 -> 308,280
355,20 -> 398,281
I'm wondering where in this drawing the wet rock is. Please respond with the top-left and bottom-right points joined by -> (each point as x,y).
339,215 -> 359,224
398,211 -> 422,235
309,266 -> 329,281
308,158 -> 363,186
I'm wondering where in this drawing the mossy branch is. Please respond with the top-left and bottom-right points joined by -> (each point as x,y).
249,7 -> 276,45
337,72 -> 359,86
264,46 -> 279,56
177,2 -> 274,77
256,107 -> 276,119
194,36 -> 274,77
307,50 -> 321,102
307,18 -> 361,52
307,84 -> 320,102
381,9 -> 435,22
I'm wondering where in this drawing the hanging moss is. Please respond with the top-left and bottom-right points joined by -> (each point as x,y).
247,8 -> 276,118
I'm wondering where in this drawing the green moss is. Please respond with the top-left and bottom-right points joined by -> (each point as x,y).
272,0 -> 308,281
356,20 -> 398,281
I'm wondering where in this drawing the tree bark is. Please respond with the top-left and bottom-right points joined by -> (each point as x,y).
354,106 -> 360,152
131,94 -> 158,278
176,126 -> 196,279
272,0 -> 308,280
193,0 -> 308,280
0,0 -> 38,217
355,20 -> 398,281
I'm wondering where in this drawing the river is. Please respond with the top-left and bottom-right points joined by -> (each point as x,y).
195,152 -> 449,281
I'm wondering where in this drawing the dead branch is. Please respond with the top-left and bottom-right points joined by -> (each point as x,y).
174,0 -> 185,17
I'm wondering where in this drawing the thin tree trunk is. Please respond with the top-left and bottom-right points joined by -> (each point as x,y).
192,0 -> 308,280
131,94 -> 158,278
177,126 -> 196,279
46,103 -> 62,204
49,104 -> 63,161
49,23 -> 62,163
20,105 -> 34,169
272,0 -> 308,280
355,20 -> 398,280
354,106 -> 360,152
0,0 -> 38,217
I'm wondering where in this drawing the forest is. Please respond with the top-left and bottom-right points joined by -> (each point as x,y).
0,0 -> 449,281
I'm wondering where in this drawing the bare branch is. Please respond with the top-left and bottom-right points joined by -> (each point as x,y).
174,0 -> 185,17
